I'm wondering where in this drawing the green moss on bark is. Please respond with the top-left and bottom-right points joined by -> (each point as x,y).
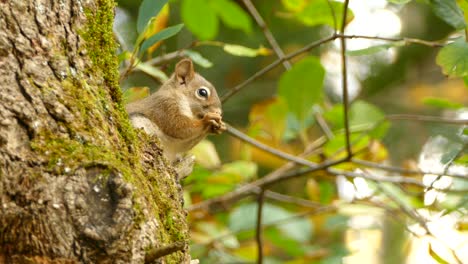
29,0 -> 188,262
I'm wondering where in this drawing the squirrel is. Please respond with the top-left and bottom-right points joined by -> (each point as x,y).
126,58 -> 226,176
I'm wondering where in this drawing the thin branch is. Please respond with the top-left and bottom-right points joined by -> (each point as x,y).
226,124 -> 324,168
352,159 -> 468,180
242,0 -> 291,70
119,55 -> 137,82
199,206 -> 336,246
188,136 -> 326,212
145,49 -> 187,67
339,34 -> 445,48
189,122 -> 465,212
340,0 -> 351,159
357,200 -> 422,238
314,107 -> 335,139
145,241 -> 187,263
263,190 -> 323,209
188,152 -> 342,212
256,188 -> 265,264
427,143 -> 467,191
220,33 -> 446,103
386,114 -> 468,125
330,168 -> 424,186
221,34 -> 338,103
374,181 -> 429,233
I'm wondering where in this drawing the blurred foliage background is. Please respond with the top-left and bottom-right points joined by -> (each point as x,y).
114,0 -> 467,263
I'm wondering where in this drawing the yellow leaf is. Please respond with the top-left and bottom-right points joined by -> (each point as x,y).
190,140 -> 221,169
144,4 -> 170,55
306,179 -> 320,201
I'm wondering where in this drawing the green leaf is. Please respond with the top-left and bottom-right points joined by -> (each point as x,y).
210,0 -> 252,33
182,0 -> 218,40
183,50 -> 213,68
282,0 -> 308,12
137,0 -> 168,34
349,100 -> 385,128
369,120 -> 390,140
229,203 -> 313,242
184,165 -> 212,185
387,0 -> 413,4
191,160 -> 257,198
319,181 -> 335,204
379,183 -> 423,209
264,228 -> 308,257
278,56 -> 325,128
423,97 -> 463,109
139,24 -> 184,55
324,134 -> 370,157
428,243 -> 450,264
458,0 -> 468,25
324,101 -> 387,138
324,215 -> 349,232
296,1 -> 354,30
440,143 -> 463,164
135,62 -> 169,82
429,0 -> 465,29
436,38 -> 468,77
323,104 -> 344,129
455,154 -> 468,166
347,42 -> 404,56
219,160 -> 257,180
223,44 -> 271,57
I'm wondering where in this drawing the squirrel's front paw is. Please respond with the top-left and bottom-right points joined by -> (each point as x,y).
211,120 -> 226,134
203,112 -> 226,134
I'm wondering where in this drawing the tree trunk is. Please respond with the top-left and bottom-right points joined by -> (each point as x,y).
0,0 -> 189,263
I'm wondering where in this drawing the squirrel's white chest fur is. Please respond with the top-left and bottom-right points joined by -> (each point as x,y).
129,95 -> 202,162
178,94 -> 194,119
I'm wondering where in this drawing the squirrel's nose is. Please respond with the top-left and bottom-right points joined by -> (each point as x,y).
213,108 -> 222,116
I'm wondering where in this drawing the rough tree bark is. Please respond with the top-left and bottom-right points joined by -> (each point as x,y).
0,0 -> 189,263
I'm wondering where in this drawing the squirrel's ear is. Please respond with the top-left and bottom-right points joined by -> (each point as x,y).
175,58 -> 195,85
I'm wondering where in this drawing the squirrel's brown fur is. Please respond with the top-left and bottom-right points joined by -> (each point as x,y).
126,59 -> 226,162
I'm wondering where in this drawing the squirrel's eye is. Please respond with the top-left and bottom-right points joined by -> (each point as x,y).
195,87 -> 210,99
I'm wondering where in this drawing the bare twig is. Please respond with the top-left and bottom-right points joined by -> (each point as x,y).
199,205 -> 336,246
119,55 -> 137,82
242,0 -> 291,70
188,157 -> 342,212
226,124 -> 324,168
220,33 -> 446,103
314,107 -> 335,139
221,34 -> 338,102
374,181 -> 429,232
340,0 -> 352,159
256,188 -> 265,264
339,34 -> 445,47
352,159 -> 468,180
386,114 -> 468,125
329,168 -> 422,186
189,124 -> 465,212
145,241 -> 187,263
427,143 -> 467,191
263,190 -> 323,209
188,136 -> 325,212
145,49 -> 187,67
